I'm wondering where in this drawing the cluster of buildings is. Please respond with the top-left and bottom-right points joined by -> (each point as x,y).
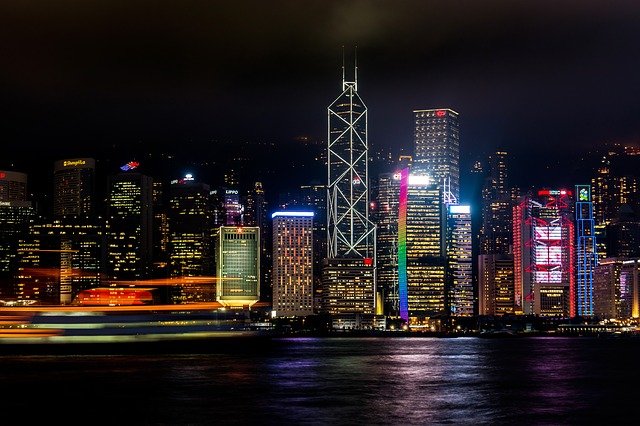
2,66 -> 640,330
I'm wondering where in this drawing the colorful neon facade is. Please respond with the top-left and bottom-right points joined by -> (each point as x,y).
575,185 -> 597,317
397,167 -> 409,322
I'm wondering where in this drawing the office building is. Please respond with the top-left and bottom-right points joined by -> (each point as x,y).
373,172 -> 401,316
478,254 -> 515,315
398,170 -> 445,323
575,185 -> 598,317
324,58 -> 377,318
217,226 -> 260,307
53,158 -> 95,219
168,175 -> 213,278
513,189 -> 574,317
272,211 -> 314,317
446,204 -> 473,316
412,108 -> 460,199
105,171 -> 153,280
0,171 -> 27,202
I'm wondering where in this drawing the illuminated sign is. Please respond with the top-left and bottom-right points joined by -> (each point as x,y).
436,110 -> 446,117
392,173 -> 401,180
184,174 -> 194,181
352,178 -> 361,185
271,211 -> 314,218
120,161 -> 140,171
538,189 -> 572,197
449,205 -> 471,214
577,185 -> 591,202
0,172 -> 5,179
225,189 -> 238,195
363,258 -> 373,266
63,159 -> 86,167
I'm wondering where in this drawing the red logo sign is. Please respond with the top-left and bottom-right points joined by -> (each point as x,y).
0,172 -> 5,179
436,110 -> 446,117
363,258 -> 373,266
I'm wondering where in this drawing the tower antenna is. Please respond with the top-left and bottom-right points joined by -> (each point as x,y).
342,45 -> 346,90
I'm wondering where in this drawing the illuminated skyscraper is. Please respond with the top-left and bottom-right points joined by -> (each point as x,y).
413,109 -> 460,199
373,171 -> 401,316
244,182 -> 271,302
513,190 -> 574,317
446,205 -> 473,316
53,158 -> 95,219
168,175 -> 213,278
324,54 -> 377,317
0,172 -> 34,298
217,226 -> 260,307
575,185 -> 597,317
398,171 -> 446,323
15,221 -> 103,304
106,171 -> 153,280
479,151 -> 512,255
0,171 -> 27,202
593,257 -> 622,320
478,254 -> 515,315
151,180 -> 170,277
272,212 -> 314,317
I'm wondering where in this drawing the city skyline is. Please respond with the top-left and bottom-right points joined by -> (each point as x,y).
3,2 -> 640,193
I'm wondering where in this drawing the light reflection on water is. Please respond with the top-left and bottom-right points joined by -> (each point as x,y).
0,337 -> 638,424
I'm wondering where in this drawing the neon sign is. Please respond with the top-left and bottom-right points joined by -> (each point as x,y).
63,159 -> 86,167
436,110 -> 446,117
120,161 -> 140,171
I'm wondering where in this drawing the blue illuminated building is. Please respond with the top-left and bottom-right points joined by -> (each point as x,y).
575,185 -> 597,317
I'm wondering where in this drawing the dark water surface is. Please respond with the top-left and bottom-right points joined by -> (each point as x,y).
1,336 -> 638,425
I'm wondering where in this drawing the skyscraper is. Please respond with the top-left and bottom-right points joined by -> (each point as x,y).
168,175 -> 213,278
479,151 -> 512,255
272,211 -> 314,317
217,226 -> 260,308
326,59 -> 375,259
53,158 -> 95,219
106,171 -> 153,280
323,55 -> 377,318
374,171 -> 401,316
575,185 -> 597,317
412,109 -> 460,199
478,254 -> 515,315
513,189 -> 574,317
0,171 -> 34,298
398,171 -> 446,323
446,205 -> 473,316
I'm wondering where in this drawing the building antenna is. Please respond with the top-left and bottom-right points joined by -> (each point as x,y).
354,44 -> 358,91
341,45 -> 346,89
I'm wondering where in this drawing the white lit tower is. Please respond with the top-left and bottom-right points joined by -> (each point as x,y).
323,52 -> 377,317
327,53 -> 376,260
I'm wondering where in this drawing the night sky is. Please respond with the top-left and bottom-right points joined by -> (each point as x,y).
3,1 -> 640,195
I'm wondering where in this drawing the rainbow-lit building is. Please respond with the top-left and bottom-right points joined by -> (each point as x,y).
398,170 -> 446,323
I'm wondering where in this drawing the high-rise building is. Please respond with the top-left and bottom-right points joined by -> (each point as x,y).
167,175 -> 212,278
575,185 -> 597,317
619,259 -> 640,319
373,171 -> 401,316
106,171 -> 153,280
398,170 -> 445,323
244,182 -> 271,303
15,221 -> 103,304
53,158 -> 95,219
0,171 -> 28,202
479,151 -> 512,255
217,226 -> 260,307
324,56 -> 377,317
151,180 -> 170,277
0,199 -> 35,298
272,211 -> 314,317
513,190 -> 574,317
478,254 -> 515,315
412,109 -> 460,199
446,205 -> 473,316
593,257 -> 623,320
